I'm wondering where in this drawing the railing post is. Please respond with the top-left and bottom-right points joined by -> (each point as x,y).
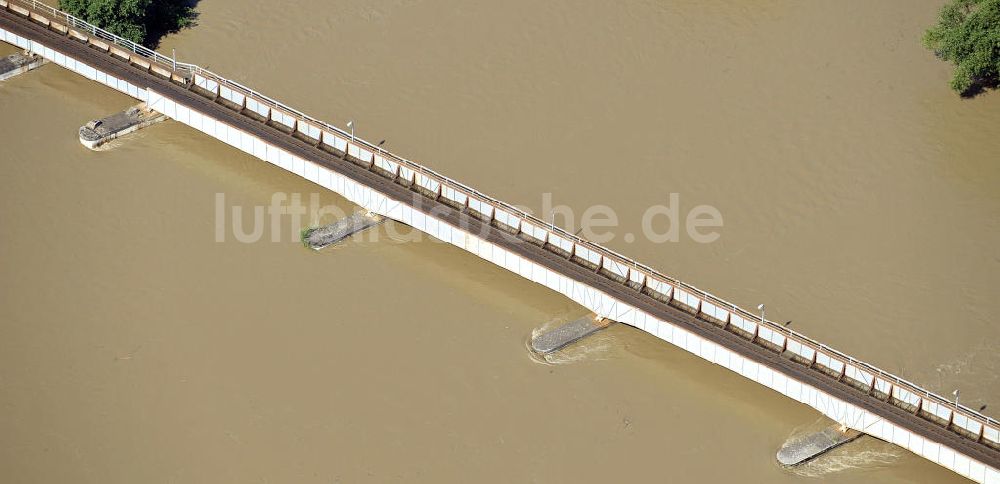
16,3 -> 990,445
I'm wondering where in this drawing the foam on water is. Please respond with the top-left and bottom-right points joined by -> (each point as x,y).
787,440 -> 903,478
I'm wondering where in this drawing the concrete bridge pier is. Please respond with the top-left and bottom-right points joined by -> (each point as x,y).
78,102 -> 166,150
0,50 -> 45,81
302,211 -> 385,250
531,316 -> 614,355
777,424 -> 863,466
3,2 -> 998,479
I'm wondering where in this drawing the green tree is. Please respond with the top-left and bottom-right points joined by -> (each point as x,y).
58,0 -> 196,47
923,0 -> 1000,96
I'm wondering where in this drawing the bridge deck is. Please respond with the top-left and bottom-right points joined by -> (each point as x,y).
2,7 -> 998,471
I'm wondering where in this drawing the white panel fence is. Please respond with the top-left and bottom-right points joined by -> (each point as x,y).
2,3 -> 998,482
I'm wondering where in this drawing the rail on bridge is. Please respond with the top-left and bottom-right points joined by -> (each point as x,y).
1,0 -> 998,481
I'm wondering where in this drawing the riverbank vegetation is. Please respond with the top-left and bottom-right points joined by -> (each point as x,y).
923,0 -> 1000,96
57,0 -> 197,47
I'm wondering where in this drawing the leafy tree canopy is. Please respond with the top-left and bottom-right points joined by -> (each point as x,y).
58,0 -> 196,47
923,0 -> 1000,96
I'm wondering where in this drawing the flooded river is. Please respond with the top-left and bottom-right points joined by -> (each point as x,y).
1,0 -> 998,482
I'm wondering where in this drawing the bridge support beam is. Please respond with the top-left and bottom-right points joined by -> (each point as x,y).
3,10 -> 997,480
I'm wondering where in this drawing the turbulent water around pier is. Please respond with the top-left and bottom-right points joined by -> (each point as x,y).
1,1 -> 999,482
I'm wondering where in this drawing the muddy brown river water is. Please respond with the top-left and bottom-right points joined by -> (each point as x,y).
1,1 -> 998,482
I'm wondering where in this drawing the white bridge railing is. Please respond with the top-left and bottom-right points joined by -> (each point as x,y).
5,0 -> 998,449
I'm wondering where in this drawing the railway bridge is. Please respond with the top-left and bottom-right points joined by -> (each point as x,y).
1,1 -> 998,481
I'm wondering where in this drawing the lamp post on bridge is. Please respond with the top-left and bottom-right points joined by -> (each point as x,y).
954,389 -> 960,408
757,303 -> 765,325
347,120 -> 355,142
